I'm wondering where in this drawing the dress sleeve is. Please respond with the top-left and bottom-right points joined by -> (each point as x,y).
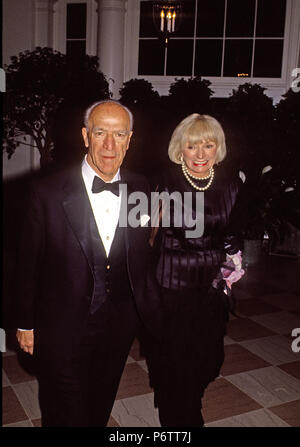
223,176 -> 245,255
213,176 -> 246,290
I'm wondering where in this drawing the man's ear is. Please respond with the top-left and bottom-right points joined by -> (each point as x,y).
126,131 -> 133,150
82,128 -> 89,148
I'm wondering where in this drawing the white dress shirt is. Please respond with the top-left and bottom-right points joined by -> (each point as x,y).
81,155 -> 121,257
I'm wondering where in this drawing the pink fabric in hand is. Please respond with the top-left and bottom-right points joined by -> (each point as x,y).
221,251 -> 245,289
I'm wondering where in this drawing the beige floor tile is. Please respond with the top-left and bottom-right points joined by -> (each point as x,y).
240,335 -> 299,365
224,335 -> 236,346
2,386 -> 28,425
234,277 -> 285,297
126,355 -> 135,364
107,415 -> 120,427
221,344 -> 270,376
278,361 -> 300,381
13,380 -> 41,420
3,355 -> 36,384
111,393 -> 160,427
236,298 -> 281,317
3,419 -> 34,427
250,311 -> 300,335
205,408 -> 290,427
137,360 -> 148,372
202,378 -> 262,423
32,418 -> 42,427
268,399 -> 300,427
116,363 -> 152,400
227,366 -> 300,408
129,338 -> 145,361
227,318 -> 276,342
234,288 -> 254,301
260,293 -> 300,311
2,369 -> 10,387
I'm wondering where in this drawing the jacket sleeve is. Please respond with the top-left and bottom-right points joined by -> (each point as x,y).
13,182 -> 45,329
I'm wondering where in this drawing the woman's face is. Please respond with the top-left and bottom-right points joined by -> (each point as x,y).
182,139 -> 218,178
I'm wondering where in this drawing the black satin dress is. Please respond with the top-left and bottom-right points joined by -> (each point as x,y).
150,164 -> 243,427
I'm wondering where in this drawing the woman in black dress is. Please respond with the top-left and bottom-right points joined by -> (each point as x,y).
149,114 -> 245,427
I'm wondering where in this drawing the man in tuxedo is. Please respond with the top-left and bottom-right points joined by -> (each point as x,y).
15,100 -> 160,426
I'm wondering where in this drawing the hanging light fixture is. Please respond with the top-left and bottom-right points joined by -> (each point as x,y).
152,1 -> 183,45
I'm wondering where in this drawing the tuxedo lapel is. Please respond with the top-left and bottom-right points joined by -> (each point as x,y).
61,166 -> 106,272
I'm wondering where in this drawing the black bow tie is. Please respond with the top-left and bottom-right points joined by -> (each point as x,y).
92,176 -> 121,196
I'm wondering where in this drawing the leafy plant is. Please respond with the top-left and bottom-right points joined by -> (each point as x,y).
167,76 -> 214,117
273,89 -> 300,184
119,78 -> 160,108
227,83 -> 274,125
3,47 -> 109,168
224,83 -> 275,168
240,165 -> 298,247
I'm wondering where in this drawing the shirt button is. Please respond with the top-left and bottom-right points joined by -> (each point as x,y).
106,209 -> 109,213
106,236 -> 110,240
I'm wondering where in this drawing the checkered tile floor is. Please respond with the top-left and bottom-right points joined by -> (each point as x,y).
2,255 -> 300,427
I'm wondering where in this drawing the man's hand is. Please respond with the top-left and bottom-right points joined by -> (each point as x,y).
16,330 -> 34,355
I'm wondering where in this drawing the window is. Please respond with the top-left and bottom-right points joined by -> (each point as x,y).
53,0 -> 97,57
138,0 -> 286,78
66,3 -> 87,59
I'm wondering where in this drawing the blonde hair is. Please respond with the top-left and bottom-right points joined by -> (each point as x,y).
168,114 -> 226,164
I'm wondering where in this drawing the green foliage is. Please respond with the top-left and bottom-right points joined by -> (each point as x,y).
226,83 -> 274,127
119,78 -> 160,107
119,79 -> 166,176
226,84 -> 300,243
266,89 -> 300,201
276,88 -> 300,131
224,83 -> 275,171
3,47 -> 109,167
167,76 -> 213,117
240,165 -> 299,244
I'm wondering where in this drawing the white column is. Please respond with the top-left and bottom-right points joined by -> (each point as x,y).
34,0 -> 53,47
97,0 -> 126,98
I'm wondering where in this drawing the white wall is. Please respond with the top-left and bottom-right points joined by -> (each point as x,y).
3,0 -> 35,65
3,0 -> 40,180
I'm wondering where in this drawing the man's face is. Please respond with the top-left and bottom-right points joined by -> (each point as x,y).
82,103 -> 132,181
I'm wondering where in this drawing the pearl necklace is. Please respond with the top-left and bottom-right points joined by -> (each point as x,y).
181,162 -> 214,191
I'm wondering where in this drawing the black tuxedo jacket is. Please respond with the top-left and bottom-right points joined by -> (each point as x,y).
15,164 -> 161,357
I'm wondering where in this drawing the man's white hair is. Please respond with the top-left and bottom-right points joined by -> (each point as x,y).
84,100 -> 133,131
